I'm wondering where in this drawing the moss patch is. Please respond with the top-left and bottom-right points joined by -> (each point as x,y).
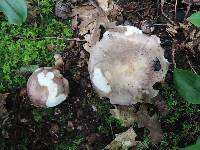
0,0 -> 73,92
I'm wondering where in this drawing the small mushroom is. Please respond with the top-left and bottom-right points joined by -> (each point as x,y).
27,67 -> 69,107
88,26 -> 169,105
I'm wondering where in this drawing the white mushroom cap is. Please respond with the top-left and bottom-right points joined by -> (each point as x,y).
88,26 -> 169,105
27,67 -> 69,107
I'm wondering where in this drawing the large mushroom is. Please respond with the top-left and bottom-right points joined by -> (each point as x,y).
88,26 -> 169,105
27,67 -> 69,107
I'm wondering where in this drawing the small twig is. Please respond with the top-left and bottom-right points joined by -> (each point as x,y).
35,37 -> 86,42
174,0 -> 178,21
172,41 -> 177,68
15,36 -> 86,42
109,122 -> 115,139
184,3 -> 192,20
153,23 -> 168,26
162,13 -> 176,25
156,0 -> 159,17
126,7 -> 146,13
186,55 -> 197,74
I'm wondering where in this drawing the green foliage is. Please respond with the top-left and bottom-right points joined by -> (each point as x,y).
187,11 -> 200,27
179,137 -> 200,150
159,84 -> 200,150
96,100 -> 123,135
0,0 -> 73,92
55,137 -> 83,150
136,136 -> 153,150
32,108 -> 54,122
136,84 -> 200,150
0,0 -> 27,25
173,68 -> 200,104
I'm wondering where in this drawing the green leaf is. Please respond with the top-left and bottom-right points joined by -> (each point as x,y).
0,0 -> 27,25
173,68 -> 200,104
179,137 -> 200,150
187,11 -> 200,27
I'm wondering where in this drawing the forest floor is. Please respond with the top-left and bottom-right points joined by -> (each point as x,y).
0,0 -> 200,150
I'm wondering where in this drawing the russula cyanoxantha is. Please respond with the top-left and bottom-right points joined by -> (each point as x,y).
27,67 -> 69,107
88,26 -> 169,105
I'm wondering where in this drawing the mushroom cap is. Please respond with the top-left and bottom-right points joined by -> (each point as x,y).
88,26 -> 169,105
27,67 -> 69,107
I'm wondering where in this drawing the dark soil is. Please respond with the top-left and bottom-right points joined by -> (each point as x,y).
1,0 -> 200,150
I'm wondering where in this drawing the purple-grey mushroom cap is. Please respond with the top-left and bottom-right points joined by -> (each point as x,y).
27,67 -> 69,107
88,26 -> 169,105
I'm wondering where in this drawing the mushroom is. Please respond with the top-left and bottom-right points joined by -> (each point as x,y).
88,26 -> 169,105
27,67 -> 69,107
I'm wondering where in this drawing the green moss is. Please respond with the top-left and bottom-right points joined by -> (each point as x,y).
136,136 -> 154,150
159,84 -> 200,149
136,83 -> 200,150
96,101 -> 122,136
55,137 -> 83,150
0,0 -> 73,92
32,107 -> 54,122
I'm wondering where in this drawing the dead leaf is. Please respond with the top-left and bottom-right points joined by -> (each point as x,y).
71,1 -> 122,52
0,93 -> 8,117
110,106 -> 137,127
179,23 -> 189,31
185,28 -> 200,49
136,104 -> 162,144
110,104 -> 163,144
166,23 -> 178,36
71,5 -> 109,51
96,0 -> 119,14
96,0 -> 110,12
104,128 -> 138,150
152,95 -> 168,117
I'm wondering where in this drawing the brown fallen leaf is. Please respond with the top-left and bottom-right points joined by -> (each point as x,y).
152,95 -> 169,117
110,106 -> 137,127
104,128 -> 138,150
110,104 -> 163,144
71,0 -> 122,52
136,104 -> 162,144
96,0 -> 110,12
0,93 -> 8,117
166,23 -> 178,36
71,5 -> 108,51
96,0 -> 120,14
185,28 -> 200,50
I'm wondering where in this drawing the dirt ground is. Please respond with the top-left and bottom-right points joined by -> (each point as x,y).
1,0 -> 200,150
